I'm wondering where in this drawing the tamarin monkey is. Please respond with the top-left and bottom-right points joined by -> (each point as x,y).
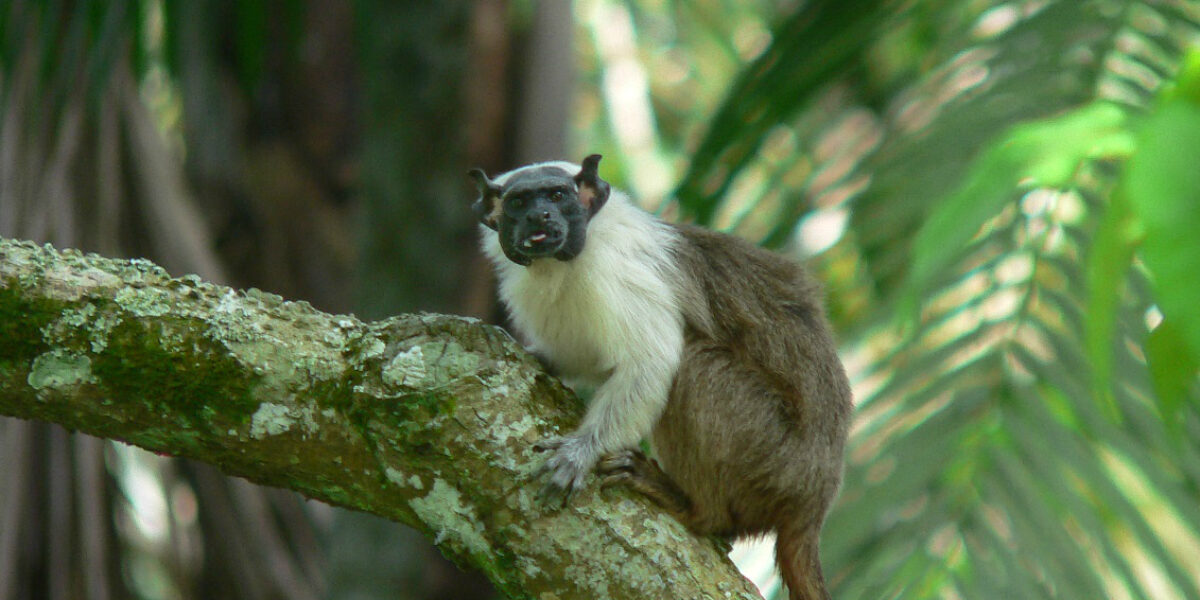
470,155 -> 852,600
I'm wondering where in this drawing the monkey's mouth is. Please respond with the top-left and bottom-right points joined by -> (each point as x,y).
521,229 -> 562,251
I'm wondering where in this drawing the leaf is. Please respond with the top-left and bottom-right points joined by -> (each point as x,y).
1145,319 -> 1199,431
655,3 -> 1200,599
673,0 -> 894,224
901,102 -> 1135,323
1124,79 -> 1200,367
1085,186 -> 1139,419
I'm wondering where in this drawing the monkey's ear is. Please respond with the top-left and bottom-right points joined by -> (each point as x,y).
469,168 -> 503,230
574,154 -> 610,217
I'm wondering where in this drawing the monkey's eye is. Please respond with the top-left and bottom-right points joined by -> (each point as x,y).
549,190 -> 565,202
507,196 -> 526,210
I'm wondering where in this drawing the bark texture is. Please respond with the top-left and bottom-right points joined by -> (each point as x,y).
0,237 -> 762,600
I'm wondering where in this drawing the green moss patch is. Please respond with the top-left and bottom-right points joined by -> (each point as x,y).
91,316 -> 260,434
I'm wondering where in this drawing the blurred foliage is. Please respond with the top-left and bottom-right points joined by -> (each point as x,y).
600,0 -> 1200,598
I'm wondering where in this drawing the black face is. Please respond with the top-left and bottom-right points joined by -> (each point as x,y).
495,168 -> 585,264
470,155 -> 610,266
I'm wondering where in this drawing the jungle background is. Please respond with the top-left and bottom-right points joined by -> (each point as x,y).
2,0 -> 1200,599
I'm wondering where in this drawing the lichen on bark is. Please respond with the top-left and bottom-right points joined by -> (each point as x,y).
0,237 -> 763,600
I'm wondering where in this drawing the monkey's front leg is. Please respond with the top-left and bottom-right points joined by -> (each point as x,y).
533,364 -> 675,505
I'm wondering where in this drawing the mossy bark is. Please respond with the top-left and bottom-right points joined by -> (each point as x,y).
0,237 -> 763,600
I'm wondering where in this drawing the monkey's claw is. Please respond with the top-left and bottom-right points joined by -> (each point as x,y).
597,450 -> 648,489
532,437 -> 564,453
597,449 -> 642,472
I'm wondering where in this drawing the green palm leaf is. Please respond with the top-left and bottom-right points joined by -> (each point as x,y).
673,1 -> 1200,598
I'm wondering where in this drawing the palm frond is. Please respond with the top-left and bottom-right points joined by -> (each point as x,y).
669,1 -> 1200,598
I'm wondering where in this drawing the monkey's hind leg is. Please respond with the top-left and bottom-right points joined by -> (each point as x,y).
598,450 -> 695,526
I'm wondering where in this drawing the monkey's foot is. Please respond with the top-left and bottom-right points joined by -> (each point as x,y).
533,434 -> 600,507
598,450 -> 693,524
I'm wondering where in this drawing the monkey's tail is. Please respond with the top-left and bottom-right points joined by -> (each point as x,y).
775,525 -> 831,600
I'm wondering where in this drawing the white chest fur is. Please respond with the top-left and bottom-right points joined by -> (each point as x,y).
482,193 -> 685,385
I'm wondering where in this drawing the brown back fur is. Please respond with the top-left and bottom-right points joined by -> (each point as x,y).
655,225 -> 851,600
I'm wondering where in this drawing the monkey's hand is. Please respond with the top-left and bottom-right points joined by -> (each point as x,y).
533,434 -> 601,506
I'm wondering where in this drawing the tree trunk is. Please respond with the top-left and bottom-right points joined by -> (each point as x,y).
0,237 -> 764,600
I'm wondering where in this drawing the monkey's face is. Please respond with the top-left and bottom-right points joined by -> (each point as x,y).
470,155 -> 610,266
495,174 -> 586,264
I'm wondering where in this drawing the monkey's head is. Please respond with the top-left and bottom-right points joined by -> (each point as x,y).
469,154 -> 611,266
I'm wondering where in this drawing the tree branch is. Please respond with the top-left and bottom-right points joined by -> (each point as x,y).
0,237 -> 762,600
